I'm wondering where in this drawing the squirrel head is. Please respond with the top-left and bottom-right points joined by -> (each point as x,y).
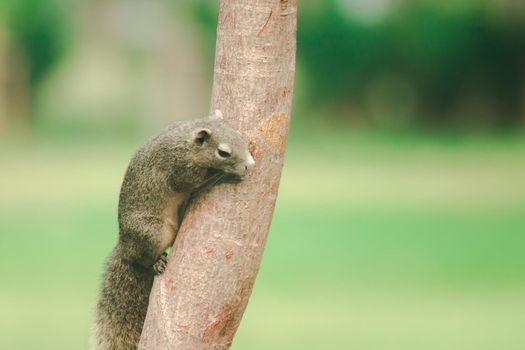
189,113 -> 255,182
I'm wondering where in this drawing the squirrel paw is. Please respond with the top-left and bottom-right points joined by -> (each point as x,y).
153,252 -> 168,275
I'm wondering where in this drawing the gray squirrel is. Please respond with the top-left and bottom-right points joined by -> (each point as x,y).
92,110 -> 254,350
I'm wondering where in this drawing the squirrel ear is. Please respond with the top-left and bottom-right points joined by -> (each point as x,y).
210,109 -> 223,120
193,128 -> 212,146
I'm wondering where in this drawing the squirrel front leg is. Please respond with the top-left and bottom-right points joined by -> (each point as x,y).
117,215 -> 169,271
153,252 -> 168,275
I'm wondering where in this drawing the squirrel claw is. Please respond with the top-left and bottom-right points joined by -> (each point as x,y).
153,252 -> 168,275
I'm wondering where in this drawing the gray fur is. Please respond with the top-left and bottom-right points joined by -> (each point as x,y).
92,115 -> 253,350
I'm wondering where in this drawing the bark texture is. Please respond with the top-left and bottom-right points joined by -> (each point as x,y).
138,0 -> 296,349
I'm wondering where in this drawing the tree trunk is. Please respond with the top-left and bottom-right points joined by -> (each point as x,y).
138,0 -> 296,349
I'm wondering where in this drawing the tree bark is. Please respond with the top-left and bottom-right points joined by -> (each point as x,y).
138,0 -> 296,349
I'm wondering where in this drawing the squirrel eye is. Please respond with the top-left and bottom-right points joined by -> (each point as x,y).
217,149 -> 231,158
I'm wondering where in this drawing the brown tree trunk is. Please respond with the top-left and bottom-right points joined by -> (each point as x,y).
138,0 -> 296,349
0,20 -> 29,133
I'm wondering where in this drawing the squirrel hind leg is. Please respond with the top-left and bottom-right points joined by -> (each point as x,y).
153,252 -> 168,275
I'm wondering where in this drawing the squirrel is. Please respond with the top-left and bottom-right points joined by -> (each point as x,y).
92,110 -> 255,350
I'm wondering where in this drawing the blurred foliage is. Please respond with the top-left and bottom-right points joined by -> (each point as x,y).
192,0 -> 525,131
1,0 -> 69,97
299,1 -> 525,130
1,0 -> 524,131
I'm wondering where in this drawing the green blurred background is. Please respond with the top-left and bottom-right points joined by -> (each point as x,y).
1,0 -> 524,349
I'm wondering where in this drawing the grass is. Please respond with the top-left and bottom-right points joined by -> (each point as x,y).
1,132 -> 524,349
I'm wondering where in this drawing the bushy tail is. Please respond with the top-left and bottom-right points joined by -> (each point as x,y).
92,249 -> 154,350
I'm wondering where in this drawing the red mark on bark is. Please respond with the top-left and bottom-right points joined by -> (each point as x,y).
257,113 -> 290,151
238,279 -> 255,304
257,9 -> 273,37
248,141 -> 259,160
202,304 -> 235,341
225,249 -> 234,262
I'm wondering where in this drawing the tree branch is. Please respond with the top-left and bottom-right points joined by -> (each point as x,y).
138,0 -> 296,348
